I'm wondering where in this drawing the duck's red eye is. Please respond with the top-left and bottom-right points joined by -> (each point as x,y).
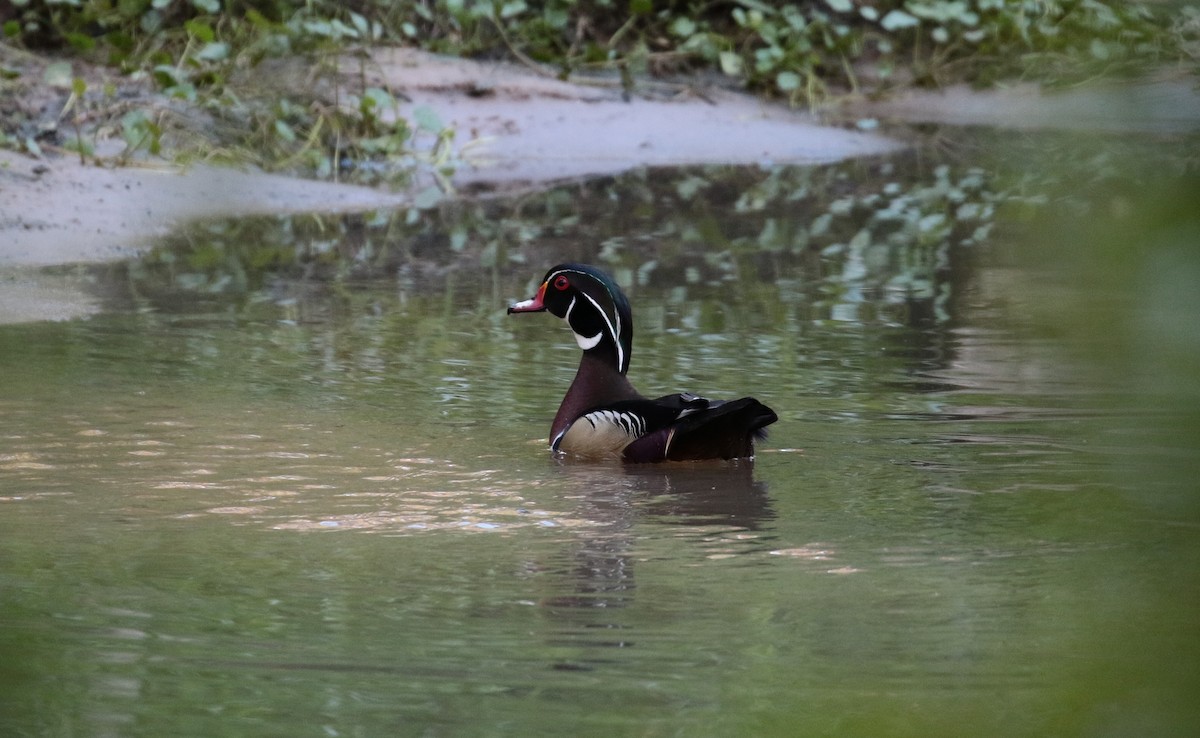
553,275 -> 570,291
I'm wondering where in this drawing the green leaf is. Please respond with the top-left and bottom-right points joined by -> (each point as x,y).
671,17 -> 696,37
810,212 -> 832,236
918,213 -> 946,234
140,10 -> 162,33
152,64 -> 184,87
185,18 -> 215,42
330,19 -> 357,39
64,136 -> 94,156
165,82 -> 196,102
758,218 -> 781,250
776,70 -> 801,91
274,119 -> 296,142
413,105 -> 443,133
718,51 -> 744,77
245,9 -> 271,29
824,0 -> 852,12
65,31 -> 95,52
190,0 -> 220,13
539,5 -> 567,28
362,87 -> 394,110
499,1 -> 527,19
675,175 -> 708,200
450,228 -> 468,252
478,240 -> 498,266
120,109 -> 161,154
43,61 -> 73,89
195,42 -> 229,62
302,20 -> 332,38
734,0 -> 775,14
880,10 -> 919,30
829,197 -> 854,216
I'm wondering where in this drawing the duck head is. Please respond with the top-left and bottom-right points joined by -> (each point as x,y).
508,263 -> 633,375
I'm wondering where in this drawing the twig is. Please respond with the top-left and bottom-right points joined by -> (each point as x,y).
487,15 -> 558,79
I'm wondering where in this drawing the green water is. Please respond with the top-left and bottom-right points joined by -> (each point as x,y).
2,133 -> 1198,737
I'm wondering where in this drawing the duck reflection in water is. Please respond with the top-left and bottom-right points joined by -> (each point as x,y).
536,461 -> 773,668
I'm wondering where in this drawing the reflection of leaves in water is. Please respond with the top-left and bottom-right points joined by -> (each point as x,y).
104,130 -> 1198,331
109,156 -> 1003,326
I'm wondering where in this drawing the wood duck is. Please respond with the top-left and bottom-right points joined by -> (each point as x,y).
508,263 -> 778,462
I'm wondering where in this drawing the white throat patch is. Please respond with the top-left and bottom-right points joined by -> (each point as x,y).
564,294 -> 603,351
574,331 -> 602,350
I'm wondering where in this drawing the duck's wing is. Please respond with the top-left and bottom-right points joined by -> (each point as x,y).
655,397 -> 777,462
554,392 -> 777,462
552,392 -> 708,459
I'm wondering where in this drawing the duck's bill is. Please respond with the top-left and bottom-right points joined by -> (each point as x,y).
507,282 -> 547,313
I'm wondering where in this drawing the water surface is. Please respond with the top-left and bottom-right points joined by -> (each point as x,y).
2,131 -> 1198,737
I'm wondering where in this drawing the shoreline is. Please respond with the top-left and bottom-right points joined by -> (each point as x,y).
2,49 -> 1197,323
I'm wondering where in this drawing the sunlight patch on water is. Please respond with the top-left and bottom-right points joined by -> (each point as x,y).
0,452 -> 54,471
270,506 -> 582,533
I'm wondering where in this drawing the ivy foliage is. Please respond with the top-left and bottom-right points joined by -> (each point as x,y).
6,1 -> 1193,91
1,1 -> 1196,170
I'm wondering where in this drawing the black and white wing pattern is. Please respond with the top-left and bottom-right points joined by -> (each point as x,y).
552,393 -> 711,460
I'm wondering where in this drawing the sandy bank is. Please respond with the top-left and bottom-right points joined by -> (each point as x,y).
0,155 -> 412,269
0,49 -> 904,322
0,49 -> 898,272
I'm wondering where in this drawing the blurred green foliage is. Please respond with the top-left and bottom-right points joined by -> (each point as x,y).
5,1 -> 1195,98
1,1 -> 1196,173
